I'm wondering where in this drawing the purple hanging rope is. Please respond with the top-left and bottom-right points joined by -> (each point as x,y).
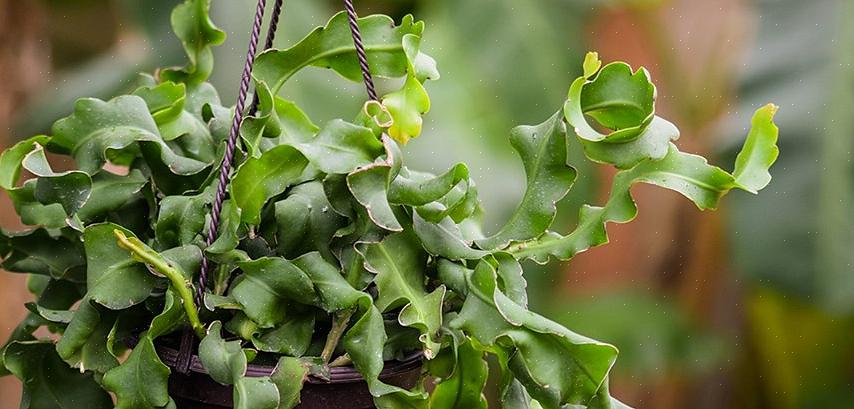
196,0 -> 272,305
343,0 -> 378,101
177,0 -> 284,375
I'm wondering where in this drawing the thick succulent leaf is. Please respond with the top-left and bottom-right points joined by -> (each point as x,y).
232,257 -> 317,328
732,104 -> 780,193
0,136 -> 75,229
413,213 -> 489,260
253,13 -> 425,94
292,120 -> 384,175
476,112 -> 575,250
1,229 -> 85,279
234,376 -> 279,409
382,35 -> 431,144
155,187 -> 212,248
451,261 -> 618,408
270,357 -> 310,409
510,132 -> 778,263
493,252 -> 528,308
292,251 -> 370,313
199,321 -> 247,385
251,308 -> 315,356
103,336 -> 172,409
4,341 -> 113,409
77,170 -> 148,223
359,231 -> 444,356
200,321 -> 281,409
232,145 -> 309,225
585,379 -> 633,409
436,259 -> 470,297
134,81 -> 217,163
343,305 -> 426,403
242,95 -> 319,158
564,53 -> 656,143
428,338 -> 489,409
274,181 -> 347,262
0,135 -> 50,190
206,199 -> 242,256
55,300 -> 118,373
289,253 -> 423,402
160,0 -> 226,84
578,115 -> 679,170
347,135 -> 404,231
84,223 -> 158,309
22,144 -> 92,216
49,96 -> 209,176
388,164 -> 469,206
149,289 -> 186,339
5,181 -> 67,229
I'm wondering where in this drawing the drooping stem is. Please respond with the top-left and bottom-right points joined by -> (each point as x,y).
320,309 -> 354,364
113,230 -> 206,338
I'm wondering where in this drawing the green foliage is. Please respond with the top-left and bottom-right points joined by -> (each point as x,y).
0,1 -> 779,409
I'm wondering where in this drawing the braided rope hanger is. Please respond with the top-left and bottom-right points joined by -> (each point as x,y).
176,0 -> 379,374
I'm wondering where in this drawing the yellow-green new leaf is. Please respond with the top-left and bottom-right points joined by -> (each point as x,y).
733,104 -> 780,193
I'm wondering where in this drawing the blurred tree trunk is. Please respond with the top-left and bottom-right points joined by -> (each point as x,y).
0,0 -> 49,407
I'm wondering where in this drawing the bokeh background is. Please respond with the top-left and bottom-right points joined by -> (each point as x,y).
1,0 -> 852,407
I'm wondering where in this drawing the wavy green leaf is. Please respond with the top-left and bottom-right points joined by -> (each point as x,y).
476,112 -> 575,250
1,229 -> 85,280
232,145 -> 309,225
199,321 -> 280,409
50,96 -> 210,176
4,341 -> 112,409
510,111 -> 779,263
274,181 -> 347,262
0,136 -> 74,229
382,35 -> 431,144
451,261 -> 618,408
160,0 -> 226,84
388,164 -> 469,206
292,120 -> 384,175
347,136 -> 404,231
77,170 -> 148,223
155,187 -> 212,248
428,338 -> 488,409
359,231 -> 444,357
21,143 -> 92,216
564,53 -> 656,143
55,300 -> 118,373
413,213 -> 488,261
578,115 -> 679,169
232,257 -> 317,328
84,224 -> 158,309
102,336 -> 172,409
733,103 -> 780,193
270,357 -> 310,409
253,13 -> 425,94
133,81 -> 217,163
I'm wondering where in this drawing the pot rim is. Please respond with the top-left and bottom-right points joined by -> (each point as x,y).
155,342 -> 424,384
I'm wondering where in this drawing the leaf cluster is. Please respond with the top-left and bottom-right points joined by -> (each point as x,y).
0,2 -> 779,409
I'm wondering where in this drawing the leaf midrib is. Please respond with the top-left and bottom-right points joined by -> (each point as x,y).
274,44 -> 403,90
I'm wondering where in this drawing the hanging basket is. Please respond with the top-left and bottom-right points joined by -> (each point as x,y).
159,345 -> 422,409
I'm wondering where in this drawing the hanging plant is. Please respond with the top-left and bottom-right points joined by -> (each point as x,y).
0,0 -> 779,408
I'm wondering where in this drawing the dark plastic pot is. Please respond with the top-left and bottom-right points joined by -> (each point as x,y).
155,343 -> 423,409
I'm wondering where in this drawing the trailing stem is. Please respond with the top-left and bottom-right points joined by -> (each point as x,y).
113,230 -> 206,338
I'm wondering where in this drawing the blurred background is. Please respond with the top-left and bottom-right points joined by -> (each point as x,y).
0,0 -> 851,407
